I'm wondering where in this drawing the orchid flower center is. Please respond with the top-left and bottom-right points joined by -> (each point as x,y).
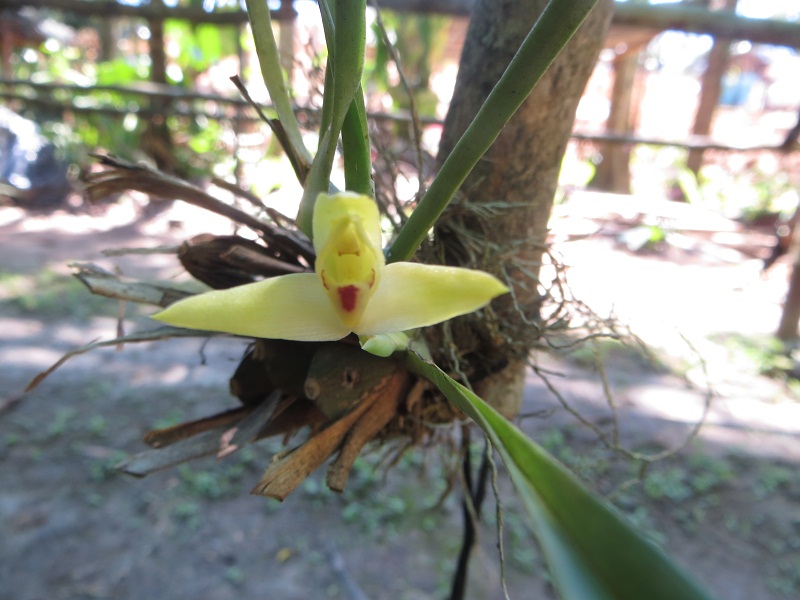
315,212 -> 381,329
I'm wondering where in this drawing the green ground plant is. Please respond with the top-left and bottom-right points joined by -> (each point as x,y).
0,270 -> 118,320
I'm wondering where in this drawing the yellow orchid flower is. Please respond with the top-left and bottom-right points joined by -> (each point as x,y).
153,192 -> 509,349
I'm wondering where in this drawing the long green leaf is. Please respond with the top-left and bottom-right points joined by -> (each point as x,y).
387,0 -> 599,262
244,0 -> 312,165
297,0 -> 368,237
403,352 -> 716,600
341,90 -> 373,196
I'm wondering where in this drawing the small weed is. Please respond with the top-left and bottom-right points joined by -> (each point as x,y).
47,407 -> 78,439
767,556 -> 800,597
644,466 -> 693,502
152,409 -> 189,431
564,338 -> 660,373
340,490 -> 407,537
176,452 -> 259,501
686,453 -> 735,493
88,415 -> 107,437
334,453 -> 444,538
301,476 -> 329,501
714,333 -> 793,378
500,510 -> 539,574
89,450 -> 128,481
539,428 -> 611,484
755,465 -> 793,499
172,500 -> 200,527
0,270 -> 119,320
724,513 -> 744,535
82,491 -> 106,508
178,467 -> 233,500
3,432 -> 21,447
643,453 -> 734,506
224,566 -> 246,587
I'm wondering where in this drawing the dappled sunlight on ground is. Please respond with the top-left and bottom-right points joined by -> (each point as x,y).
2,194 -> 800,599
541,191 -> 800,467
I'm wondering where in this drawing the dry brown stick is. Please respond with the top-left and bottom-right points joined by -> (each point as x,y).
71,262 -> 193,307
84,154 -> 315,262
25,327 -> 215,393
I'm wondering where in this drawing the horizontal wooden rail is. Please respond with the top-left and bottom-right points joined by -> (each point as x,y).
4,83 -> 791,154
9,0 -> 800,47
570,131 -> 795,153
0,79 -> 443,125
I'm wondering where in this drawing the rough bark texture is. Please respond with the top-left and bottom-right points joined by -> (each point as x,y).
430,0 -> 613,416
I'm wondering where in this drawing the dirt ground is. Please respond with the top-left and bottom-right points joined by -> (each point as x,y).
2,194 -> 800,600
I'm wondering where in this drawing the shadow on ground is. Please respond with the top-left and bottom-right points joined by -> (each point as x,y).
2,201 -> 799,600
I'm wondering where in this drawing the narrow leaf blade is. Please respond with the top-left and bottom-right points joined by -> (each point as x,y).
244,0 -> 311,164
404,353 -> 716,600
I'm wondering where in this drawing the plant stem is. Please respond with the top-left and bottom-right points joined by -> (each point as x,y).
297,0 -> 368,237
244,0 -> 311,165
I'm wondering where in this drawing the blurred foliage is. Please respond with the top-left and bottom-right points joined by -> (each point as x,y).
367,11 -> 450,128
6,9 -> 243,177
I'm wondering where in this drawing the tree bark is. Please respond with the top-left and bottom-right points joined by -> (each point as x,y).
430,0 -> 613,415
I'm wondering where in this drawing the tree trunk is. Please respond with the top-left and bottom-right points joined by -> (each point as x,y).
430,0 -> 613,416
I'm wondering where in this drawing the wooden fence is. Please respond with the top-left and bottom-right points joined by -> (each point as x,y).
2,0 -> 799,186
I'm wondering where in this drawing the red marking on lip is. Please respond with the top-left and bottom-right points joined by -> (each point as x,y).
338,285 -> 359,312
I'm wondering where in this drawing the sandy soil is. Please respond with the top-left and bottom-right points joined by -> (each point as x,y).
1,195 -> 799,600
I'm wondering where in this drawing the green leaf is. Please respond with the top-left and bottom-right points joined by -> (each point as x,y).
341,91 -> 373,196
403,353 -> 716,600
297,0 -> 368,237
244,0 -> 312,166
388,0 -> 600,262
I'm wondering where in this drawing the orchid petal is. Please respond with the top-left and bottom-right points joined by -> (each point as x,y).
354,263 -> 509,336
359,332 -> 410,357
312,192 -> 383,256
153,274 -> 350,342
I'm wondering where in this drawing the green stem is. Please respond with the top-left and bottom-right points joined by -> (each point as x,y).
341,91 -> 373,196
387,0 -> 599,262
297,0 -> 368,237
244,0 -> 312,165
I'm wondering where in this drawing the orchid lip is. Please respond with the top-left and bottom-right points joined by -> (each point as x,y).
337,285 -> 359,312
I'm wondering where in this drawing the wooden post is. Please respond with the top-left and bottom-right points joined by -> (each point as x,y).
777,223 -> 800,341
687,0 -> 739,175
592,44 -> 637,192
590,27 -> 655,193
142,0 -> 177,173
